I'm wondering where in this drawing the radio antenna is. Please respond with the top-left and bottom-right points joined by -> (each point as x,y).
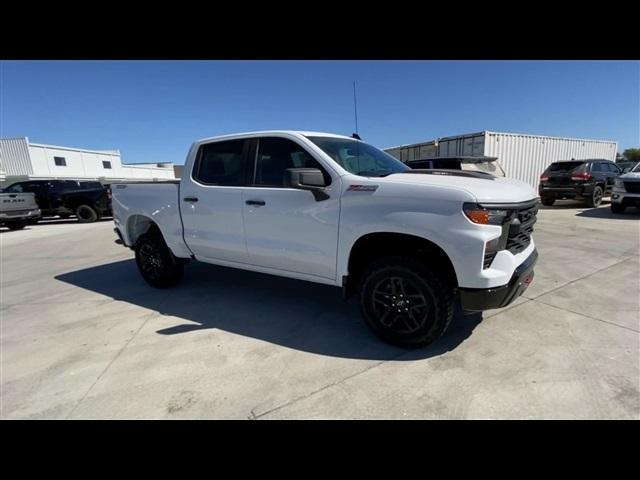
352,81 -> 361,140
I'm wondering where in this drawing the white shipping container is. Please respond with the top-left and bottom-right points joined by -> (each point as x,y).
384,131 -> 617,190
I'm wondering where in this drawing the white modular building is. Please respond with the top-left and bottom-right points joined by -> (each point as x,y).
384,131 -> 618,190
0,137 -> 175,186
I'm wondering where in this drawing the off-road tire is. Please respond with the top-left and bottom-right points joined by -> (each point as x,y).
134,230 -> 184,288
359,256 -> 455,348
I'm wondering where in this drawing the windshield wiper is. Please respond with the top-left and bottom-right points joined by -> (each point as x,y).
355,170 -> 395,177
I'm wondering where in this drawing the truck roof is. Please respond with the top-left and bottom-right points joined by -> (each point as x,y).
195,130 -> 356,144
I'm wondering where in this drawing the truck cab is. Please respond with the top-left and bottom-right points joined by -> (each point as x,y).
113,131 -> 539,347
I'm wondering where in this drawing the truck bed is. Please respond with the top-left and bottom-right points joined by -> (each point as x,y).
112,182 -> 192,258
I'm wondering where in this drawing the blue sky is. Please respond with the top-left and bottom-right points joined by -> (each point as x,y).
1,61 -> 638,164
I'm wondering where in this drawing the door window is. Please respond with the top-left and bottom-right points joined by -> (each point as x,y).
253,137 -> 330,187
194,140 -> 246,186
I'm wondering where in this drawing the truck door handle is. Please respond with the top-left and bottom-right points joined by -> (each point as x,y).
183,197 -> 199,203
246,200 -> 266,206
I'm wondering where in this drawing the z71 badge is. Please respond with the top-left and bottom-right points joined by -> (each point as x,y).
346,185 -> 379,192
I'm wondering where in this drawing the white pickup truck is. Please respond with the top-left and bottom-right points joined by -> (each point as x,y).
113,131 -> 539,347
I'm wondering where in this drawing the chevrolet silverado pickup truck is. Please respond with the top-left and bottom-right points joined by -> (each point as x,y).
0,192 -> 41,230
113,131 -> 539,347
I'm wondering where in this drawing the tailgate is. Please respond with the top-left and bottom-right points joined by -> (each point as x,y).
0,193 -> 39,213
546,172 -> 575,187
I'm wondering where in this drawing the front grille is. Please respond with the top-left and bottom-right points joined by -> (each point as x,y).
505,203 -> 538,255
624,182 -> 640,194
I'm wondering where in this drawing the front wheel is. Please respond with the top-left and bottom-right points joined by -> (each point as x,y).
359,256 -> 455,348
541,197 -> 555,206
611,203 -> 626,214
134,231 -> 184,288
585,186 -> 603,208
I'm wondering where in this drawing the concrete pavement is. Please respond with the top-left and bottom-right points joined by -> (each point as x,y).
1,204 -> 638,419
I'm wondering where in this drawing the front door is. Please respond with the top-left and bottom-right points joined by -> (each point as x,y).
242,137 -> 340,280
180,138 -> 250,264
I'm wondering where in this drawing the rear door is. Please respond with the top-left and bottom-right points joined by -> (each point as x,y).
241,136 -> 340,279
22,182 -> 50,210
180,138 -> 251,264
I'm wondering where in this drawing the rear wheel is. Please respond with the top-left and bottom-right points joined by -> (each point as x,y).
585,185 -> 603,207
359,256 -> 455,348
541,197 -> 555,206
135,230 -> 184,288
611,203 -> 626,214
76,205 -> 99,223
6,220 -> 27,231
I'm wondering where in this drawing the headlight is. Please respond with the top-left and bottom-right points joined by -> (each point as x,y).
614,179 -> 624,188
463,203 -> 510,225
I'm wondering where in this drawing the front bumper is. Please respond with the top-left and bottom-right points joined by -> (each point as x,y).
539,185 -> 593,199
460,249 -> 538,311
611,189 -> 640,207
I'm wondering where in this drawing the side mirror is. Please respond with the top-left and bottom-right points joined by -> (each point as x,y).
285,168 -> 329,201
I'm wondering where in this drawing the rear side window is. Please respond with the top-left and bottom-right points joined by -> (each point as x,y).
547,161 -> 585,172
6,183 -> 24,193
194,140 -> 246,186
591,162 -> 602,172
253,137 -> 330,187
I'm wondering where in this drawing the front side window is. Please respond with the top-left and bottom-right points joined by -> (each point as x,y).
194,140 -> 245,186
253,137 -> 330,187
606,163 -> 620,173
306,136 -> 409,177
54,156 -> 66,166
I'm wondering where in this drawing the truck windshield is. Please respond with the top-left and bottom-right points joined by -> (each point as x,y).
306,136 -> 409,177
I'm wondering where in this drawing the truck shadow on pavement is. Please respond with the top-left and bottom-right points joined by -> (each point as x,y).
575,206 -> 640,220
55,260 -> 483,361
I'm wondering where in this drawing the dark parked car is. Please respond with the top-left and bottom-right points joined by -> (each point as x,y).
538,159 -> 621,207
3,180 -> 112,223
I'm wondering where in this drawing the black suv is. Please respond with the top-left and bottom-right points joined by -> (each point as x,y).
4,180 -> 112,223
538,159 -> 621,207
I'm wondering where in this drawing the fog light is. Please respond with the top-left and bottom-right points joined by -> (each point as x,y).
612,194 -> 619,200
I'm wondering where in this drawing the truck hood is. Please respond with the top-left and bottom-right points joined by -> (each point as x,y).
380,170 -> 537,203
620,172 -> 640,180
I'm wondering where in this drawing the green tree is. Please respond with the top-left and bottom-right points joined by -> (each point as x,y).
623,148 -> 640,162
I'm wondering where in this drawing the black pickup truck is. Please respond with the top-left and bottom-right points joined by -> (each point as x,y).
3,180 -> 112,223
